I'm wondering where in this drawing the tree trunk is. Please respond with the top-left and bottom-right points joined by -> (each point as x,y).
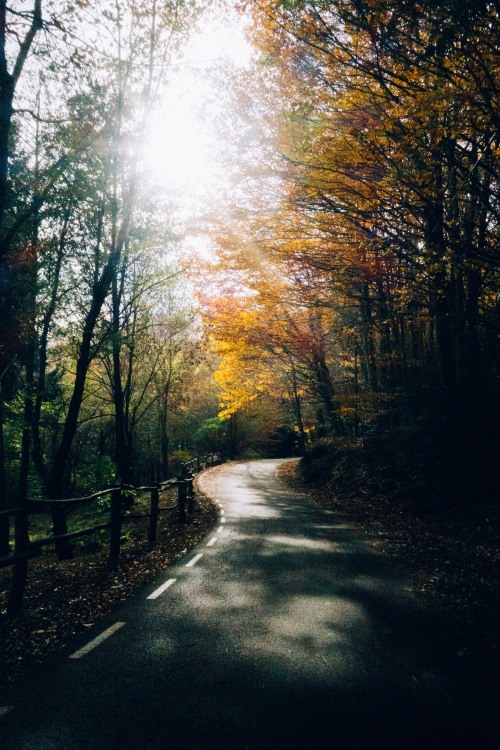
292,379 -> 307,457
9,345 -> 35,612
31,211 -> 69,490
0,84 -> 13,248
111,271 -> 131,485
312,350 -> 344,435
228,412 -> 239,459
160,388 -> 169,480
47,261 -> 114,557
0,0 -> 43,253
0,381 -> 9,556
358,282 -> 378,391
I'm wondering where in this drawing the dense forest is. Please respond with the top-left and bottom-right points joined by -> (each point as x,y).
0,0 -> 499,563
204,0 -> 500,505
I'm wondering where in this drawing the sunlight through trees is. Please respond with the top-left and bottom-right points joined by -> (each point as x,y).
0,1 -> 499,560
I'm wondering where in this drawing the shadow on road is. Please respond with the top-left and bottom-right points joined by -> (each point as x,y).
2,459 -> 499,749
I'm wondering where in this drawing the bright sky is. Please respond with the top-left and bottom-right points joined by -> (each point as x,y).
145,11 -> 253,211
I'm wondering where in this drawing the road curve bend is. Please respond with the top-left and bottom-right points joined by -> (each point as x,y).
1,458 -> 498,749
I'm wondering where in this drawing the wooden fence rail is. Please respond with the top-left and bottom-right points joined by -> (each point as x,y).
1,452 -> 221,615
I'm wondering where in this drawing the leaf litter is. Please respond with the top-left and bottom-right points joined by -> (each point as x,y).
0,484 -> 218,688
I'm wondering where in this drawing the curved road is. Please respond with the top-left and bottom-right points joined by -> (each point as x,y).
1,459 -> 498,749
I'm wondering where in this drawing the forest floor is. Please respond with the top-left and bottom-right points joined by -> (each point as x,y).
277,456 -> 500,671
0,481 -> 218,690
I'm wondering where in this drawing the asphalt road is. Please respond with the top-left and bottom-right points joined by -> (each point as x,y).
1,459 -> 498,749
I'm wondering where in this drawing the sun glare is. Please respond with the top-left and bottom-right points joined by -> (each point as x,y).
145,13 -> 252,207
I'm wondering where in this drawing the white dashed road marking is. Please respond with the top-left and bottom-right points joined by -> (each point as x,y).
67,492 -> 227,661
218,526 -> 223,533
186,553 -> 203,567
147,578 -> 176,600
69,622 -> 126,660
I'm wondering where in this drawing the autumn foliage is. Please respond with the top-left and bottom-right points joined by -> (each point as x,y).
203,0 -> 500,502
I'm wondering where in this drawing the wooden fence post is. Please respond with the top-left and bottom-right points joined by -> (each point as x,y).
109,487 -> 122,562
187,475 -> 195,516
7,508 -> 29,616
148,485 -> 159,548
177,480 -> 186,523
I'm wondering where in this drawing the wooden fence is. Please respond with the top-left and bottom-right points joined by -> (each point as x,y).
0,453 -> 221,615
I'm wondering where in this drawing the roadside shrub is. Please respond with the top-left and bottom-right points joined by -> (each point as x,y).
168,450 -> 195,477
